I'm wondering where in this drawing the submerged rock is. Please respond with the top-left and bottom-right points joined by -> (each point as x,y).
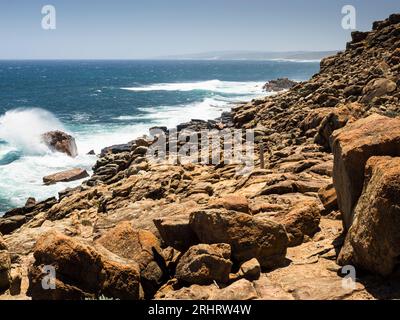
41,131 -> 78,157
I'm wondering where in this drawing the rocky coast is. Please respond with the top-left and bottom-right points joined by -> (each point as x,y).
1,13 -> 400,300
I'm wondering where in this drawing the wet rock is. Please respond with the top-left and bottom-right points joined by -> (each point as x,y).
43,168 -> 89,185
41,131 -> 78,157
190,209 -> 288,268
175,243 -> 232,285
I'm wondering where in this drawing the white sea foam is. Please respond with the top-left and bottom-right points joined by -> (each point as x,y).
121,80 -> 265,95
0,108 -> 65,155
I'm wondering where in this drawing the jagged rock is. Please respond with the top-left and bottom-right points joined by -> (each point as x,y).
27,231 -> 143,300
263,78 -> 297,92
281,201 -> 321,247
338,156 -> 400,276
0,235 -> 11,293
189,209 -> 288,268
208,195 -> 249,213
318,183 -> 338,214
0,215 -> 26,235
331,114 -> 400,229
361,78 -> 397,103
175,243 -> 232,285
43,168 -> 89,185
314,103 -> 363,151
153,215 -> 198,252
96,221 -> 164,299
233,258 -> 261,281
41,131 -> 78,157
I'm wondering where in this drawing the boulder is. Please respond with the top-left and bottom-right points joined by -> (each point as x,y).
208,195 -> 249,213
41,131 -> 78,157
281,201 -> 321,247
153,215 -> 199,252
263,78 -> 297,92
189,209 -> 288,268
96,221 -> 165,299
27,231 -> 143,300
331,114 -> 400,229
314,103 -> 363,151
209,279 -> 258,300
175,243 -> 232,285
43,168 -> 89,185
338,156 -> 400,276
0,215 -> 27,235
233,258 -> 261,281
361,78 -> 397,103
0,235 -> 11,293
318,183 -> 338,214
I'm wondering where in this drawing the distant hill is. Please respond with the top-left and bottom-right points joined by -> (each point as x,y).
158,50 -> 338,61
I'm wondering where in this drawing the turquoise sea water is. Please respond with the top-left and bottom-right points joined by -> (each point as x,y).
0,60 -> 319,213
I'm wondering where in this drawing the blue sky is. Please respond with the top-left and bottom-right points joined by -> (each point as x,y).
0,0 -> 399,59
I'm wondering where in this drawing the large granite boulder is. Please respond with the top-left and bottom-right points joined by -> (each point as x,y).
175,243 -> 232,285
27,231 -> 143,300
96,221 -> 165,299
331,114 -> 400,229
189,209 -> 288,268
41,131 -> 78,157
338,156 -> 400,276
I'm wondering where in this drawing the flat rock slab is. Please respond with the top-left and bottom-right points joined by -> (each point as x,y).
43,168 -> 89,185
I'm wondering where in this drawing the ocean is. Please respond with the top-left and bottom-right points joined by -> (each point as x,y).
0,60 -> 320,214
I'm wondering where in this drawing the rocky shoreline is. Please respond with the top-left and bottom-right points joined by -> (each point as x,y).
1,13 -> 400,300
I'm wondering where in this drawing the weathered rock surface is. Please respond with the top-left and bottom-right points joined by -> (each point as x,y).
189,209 -> 288,268
27,231 -> 143,300
41,131 -> 78,157
175,243 -> 232,285
43,168 -> 89,185
331,114 -> 400,229
263,78 -> 297,92
338,157 -> 400,276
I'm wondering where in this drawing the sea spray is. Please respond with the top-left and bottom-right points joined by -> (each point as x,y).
0,108 -> 65,155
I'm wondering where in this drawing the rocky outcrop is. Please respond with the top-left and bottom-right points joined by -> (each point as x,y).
263,78 -> 297,92
2,13 -> 400,300
331,114 -> 400,229
189,209 -> 288,268
338,157 -> 400,276
27,231 -> 143,300
41,131 -> 78,157
175,243 -> 232,285
43,168 -> 89,185
0,235 -> 11,293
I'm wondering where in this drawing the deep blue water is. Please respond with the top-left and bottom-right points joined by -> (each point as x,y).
0,59 -> 319,213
